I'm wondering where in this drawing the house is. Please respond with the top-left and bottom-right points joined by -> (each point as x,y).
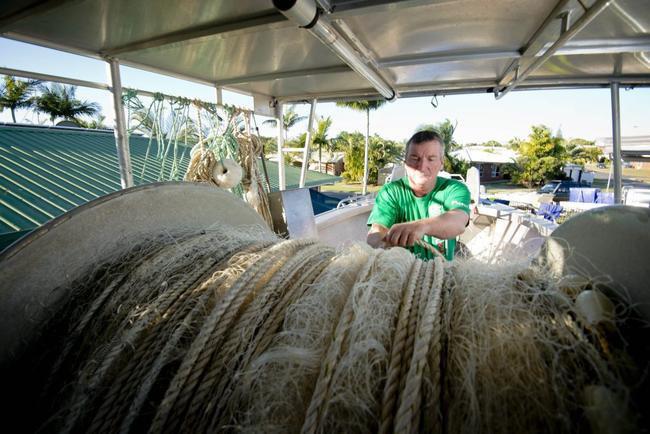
450,146 -> 518,182
0,123 -> 340,249
308,151 -> 345,176
277,150 -> 345,176
595,135 -> 650,169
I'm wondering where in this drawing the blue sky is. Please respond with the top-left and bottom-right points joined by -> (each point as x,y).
1,37 -> 648,144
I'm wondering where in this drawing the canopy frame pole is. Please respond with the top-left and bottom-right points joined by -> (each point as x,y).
362,107 -> 370,196
276,103 -> 286,191
106,58 -> 134,189
496,0 -> 611,99
215,85 -> 223,105
300,99 -> 317,188
610,81 -> 623,203
0,66 -> 253,114
274,0 -> 395,100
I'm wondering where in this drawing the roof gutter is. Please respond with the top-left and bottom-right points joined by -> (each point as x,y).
272,0 -> 396,101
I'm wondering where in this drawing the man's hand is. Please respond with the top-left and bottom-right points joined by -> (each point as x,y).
383,220 -> 427,247
367,223 -> 389,248
367,210 -> 468,250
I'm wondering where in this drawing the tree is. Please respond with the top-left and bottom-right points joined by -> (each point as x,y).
262,106 -> 307,140
0,76 -> 40,122
481,140 -> 503,147
336,100 -> 386,194
563,138 -> 601,165
335,131 -> 402,184
566,138 -> 595,149
293,116 -> 333,172
507,137 -> 523,150
259,136 -> 277,156
568,145 -> 602,165
312,116 -> 332,172
34,83 -> 100,124
370,136 -> 403,182
338,131 -> 366,182
512,125 -> 567,187
76,114 -> 107,129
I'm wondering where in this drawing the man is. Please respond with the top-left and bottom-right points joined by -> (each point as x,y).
367,130 -> 470,260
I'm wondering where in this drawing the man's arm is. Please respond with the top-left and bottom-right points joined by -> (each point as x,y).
382,209 -> 469,248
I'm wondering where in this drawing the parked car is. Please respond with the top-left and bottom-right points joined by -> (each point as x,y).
537,180 -> 589,202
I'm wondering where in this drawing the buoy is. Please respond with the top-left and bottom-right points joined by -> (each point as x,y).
212,158 -> 243,188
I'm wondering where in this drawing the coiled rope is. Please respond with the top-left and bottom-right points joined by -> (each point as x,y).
13,226 -> 644,434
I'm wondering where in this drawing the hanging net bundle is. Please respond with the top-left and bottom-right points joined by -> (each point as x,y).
7,226 -> 647,434
184,104 -> 273,227
123,92 -> 273,228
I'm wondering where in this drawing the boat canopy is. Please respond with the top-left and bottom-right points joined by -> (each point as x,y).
2,0 -> 649,107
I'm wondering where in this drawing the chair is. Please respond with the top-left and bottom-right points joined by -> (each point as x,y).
537,202 -> 563,222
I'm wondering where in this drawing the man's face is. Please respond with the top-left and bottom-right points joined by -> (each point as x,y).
405,139 -> 444,190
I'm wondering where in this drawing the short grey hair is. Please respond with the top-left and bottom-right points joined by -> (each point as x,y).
405,130 -> 445,157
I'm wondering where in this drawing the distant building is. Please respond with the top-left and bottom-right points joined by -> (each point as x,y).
287,151 -> 345,176
595,135 -> 650,169
309,151 -> 345,176
450,146 -> 518,182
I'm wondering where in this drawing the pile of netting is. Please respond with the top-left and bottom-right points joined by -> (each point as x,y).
9,227 -> 646,433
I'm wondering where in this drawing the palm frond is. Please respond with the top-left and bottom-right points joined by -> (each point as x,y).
335,99 -> 386,112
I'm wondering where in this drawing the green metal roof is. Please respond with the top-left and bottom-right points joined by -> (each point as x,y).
262,160 -> 341,192
0,124 -> 339,245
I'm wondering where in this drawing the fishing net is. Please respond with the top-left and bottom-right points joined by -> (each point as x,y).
5,226 -> 647,434
122,91 -> 273,228
123,90 -> 193,183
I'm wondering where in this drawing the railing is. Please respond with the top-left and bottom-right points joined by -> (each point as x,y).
336,193 -> 375,209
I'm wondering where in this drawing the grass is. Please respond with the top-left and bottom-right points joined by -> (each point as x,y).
586,163 -> 650,189
483,181 -> 535,194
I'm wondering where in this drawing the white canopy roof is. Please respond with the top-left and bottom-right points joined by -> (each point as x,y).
1,0 -> 649,107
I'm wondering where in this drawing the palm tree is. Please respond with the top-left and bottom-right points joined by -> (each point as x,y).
0,76 -> 40,122
76,114 -> 107,129
34,83 -> 100,124
416,119 -> 459,152
262,106 -> 307,140
312,116 -> 332,172
335,99 -> 386,194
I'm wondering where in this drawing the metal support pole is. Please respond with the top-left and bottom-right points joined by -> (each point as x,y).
362,108 -> 370,195
276,103 -> 286,191
215,86 -> 223,105
610,82 -> 623,203
273,0 -> 395,100
106,58 -> 134,188
300,99 -> 317,188
496,0 -> 611,99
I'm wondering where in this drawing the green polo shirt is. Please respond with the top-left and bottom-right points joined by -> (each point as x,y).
368,176 -> 470,260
